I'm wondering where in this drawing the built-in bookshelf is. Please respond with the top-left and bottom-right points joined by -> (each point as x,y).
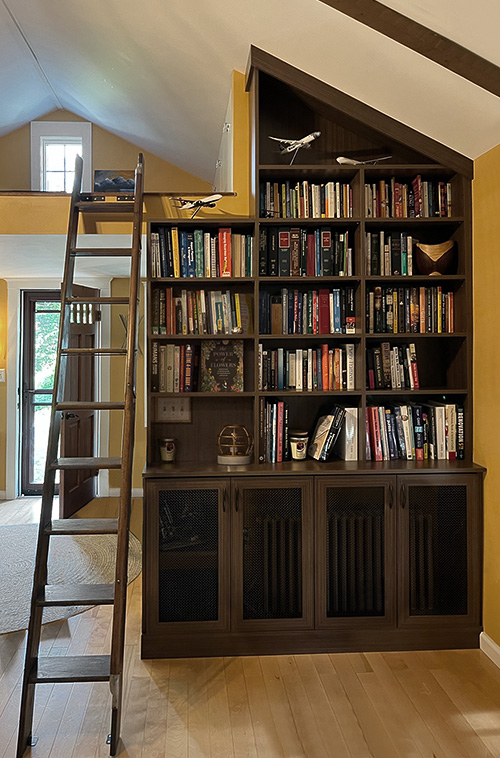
142,50 -> 484,660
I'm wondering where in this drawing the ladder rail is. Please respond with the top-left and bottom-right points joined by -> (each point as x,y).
16,155 -> 84,755
109,157 -> 144,751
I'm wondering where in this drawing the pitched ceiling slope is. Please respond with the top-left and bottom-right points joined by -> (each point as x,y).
1,0 -> 500,184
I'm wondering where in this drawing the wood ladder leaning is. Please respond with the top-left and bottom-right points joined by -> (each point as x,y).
16,153 -> 145,757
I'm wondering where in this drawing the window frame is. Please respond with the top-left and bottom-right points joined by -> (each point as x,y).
30,121 -> 92,192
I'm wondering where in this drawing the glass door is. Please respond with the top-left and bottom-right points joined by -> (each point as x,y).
21,291 -> 61,494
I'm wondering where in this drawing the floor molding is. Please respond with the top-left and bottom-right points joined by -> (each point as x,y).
0,492 -> 6,500
480,631 -> 500,669
109,488 -> 143,498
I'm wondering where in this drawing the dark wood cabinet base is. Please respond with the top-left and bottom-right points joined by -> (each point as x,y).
141,626 -> 482,659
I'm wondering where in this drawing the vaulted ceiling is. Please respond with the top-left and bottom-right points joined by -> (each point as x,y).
1,0 -> 500,185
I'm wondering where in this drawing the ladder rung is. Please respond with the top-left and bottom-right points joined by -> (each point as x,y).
29,655 -> 111,683
66,296 -> 130,304
76,202 -> 135,213
46,518 -> 118,535
50,457 -> 122,470
37,584 -> 115,606
70,247 -> 133,257
56,401 -> 125,411
61,348 -> 127,355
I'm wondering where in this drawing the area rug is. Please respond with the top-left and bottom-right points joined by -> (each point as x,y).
0,523 -> 142,634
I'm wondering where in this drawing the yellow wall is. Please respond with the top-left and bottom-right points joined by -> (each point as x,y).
0,109 -> 210,193
0,280 -> 7,492
473,142 -> 500,645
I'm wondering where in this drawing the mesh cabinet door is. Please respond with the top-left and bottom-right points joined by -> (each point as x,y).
398,474 -> 482,628
232,477 -> 314,631
154,481 -> 229,630
316,477 -> 395,629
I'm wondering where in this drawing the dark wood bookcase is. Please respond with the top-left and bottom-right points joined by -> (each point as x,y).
141,49 -> 484,659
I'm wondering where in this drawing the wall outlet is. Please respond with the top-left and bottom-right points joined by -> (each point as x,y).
0,369 -> 5,383
157,397 -> 191,422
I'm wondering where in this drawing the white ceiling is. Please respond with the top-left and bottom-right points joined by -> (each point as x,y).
1,0 -> 500,278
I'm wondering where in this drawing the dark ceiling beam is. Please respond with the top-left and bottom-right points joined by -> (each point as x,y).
319,0 -> 500,99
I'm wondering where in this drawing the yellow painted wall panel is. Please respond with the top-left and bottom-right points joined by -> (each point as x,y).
473,143 -> 500,646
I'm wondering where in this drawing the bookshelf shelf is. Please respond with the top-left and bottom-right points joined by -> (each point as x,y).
141,51 -> 483,660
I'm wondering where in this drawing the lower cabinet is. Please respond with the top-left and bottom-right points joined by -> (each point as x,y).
142,471 -> 483,658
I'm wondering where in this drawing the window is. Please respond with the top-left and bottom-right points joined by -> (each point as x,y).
42,138 -> 82,192
30,121 -> 92,192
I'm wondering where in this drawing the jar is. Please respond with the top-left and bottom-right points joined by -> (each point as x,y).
289,430 -> 308,460
159,438 -> 176,463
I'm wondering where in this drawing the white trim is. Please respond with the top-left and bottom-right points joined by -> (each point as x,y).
109,488 -> 143,498
30,121 -> 92,192
0,492 -> 6,500
480,632 -> 500,669
5,276 -> 111,499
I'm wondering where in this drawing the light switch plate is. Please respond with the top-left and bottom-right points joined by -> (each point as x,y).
157,397 -> 191,422
0,369 -> 5,383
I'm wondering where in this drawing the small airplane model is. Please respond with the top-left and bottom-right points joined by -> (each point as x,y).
336,155 -> 392,166
174,193 -> 222,218
269,131 -> 321,164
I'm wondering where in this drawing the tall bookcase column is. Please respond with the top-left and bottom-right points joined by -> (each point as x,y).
141,48 -> 484,659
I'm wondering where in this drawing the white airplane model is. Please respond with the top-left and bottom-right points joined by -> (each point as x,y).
269,131 -> 321,164
336,155 -> 392,165
174,193 -> 222,218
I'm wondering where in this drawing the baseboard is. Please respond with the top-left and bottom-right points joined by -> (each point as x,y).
109,488 -> 143,498
0,491 -> 6,500
480,632 -> 500,669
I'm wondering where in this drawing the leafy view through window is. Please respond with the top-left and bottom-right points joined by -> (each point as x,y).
43,139 -> 82,192
32,301 -> 61,483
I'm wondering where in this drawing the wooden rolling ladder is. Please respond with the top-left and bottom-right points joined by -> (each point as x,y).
16,153 -> 145,757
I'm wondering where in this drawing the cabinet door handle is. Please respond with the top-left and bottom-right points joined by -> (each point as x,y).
235,486 -> 240,512
401,484 -> 407,509
388,483 -> 393,509
222,484 -> 227,513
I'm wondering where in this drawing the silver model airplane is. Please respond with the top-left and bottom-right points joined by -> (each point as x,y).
174,193 -> 222,218
336,155 -> 392,166
269,131 -> 321,164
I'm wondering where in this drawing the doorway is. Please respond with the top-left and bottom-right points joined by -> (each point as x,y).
21,291 -> 61,494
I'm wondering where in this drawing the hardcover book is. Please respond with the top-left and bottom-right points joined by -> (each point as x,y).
200,339 -> 244,392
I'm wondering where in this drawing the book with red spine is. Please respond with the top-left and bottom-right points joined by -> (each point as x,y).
218,228 -> 232,278
318,289 -> 330,334
367,406 -> 383,461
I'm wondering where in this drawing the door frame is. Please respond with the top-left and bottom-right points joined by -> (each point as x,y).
5,276 -> 111,499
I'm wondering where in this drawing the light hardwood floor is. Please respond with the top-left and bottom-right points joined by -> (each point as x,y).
2,497 -> 500,757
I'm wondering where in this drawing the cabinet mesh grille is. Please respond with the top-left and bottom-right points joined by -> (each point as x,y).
242,487 -> 303,620
325,486 -> 385,617
409,485 -> 467,616
158,488 -> 219,623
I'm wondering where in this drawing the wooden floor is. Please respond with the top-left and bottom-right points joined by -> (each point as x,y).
2,498 -> 500,757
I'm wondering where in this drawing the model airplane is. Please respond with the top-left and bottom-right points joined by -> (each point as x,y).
269,131 -> 321,164
174,193 -> 222,218
336,155 -> 392,166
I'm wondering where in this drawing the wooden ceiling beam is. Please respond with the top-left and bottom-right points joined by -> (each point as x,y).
319,0 -> 500,99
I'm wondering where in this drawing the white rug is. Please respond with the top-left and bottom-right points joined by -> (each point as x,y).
0,523 -> 142,634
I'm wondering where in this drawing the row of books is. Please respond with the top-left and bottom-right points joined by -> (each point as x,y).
366,231 -> 413,276
366,285 -> 454,334
259,287 -> 356,335
367,342 -> 419,390
151,339 -> 244,393
150,227 -> 253,279
364,176 -> 452,218
151,287 -> 253,336
366,402 -> 464,461
258,227 -> 353,277
258,400 -> 358,463
260,180 -> 353,219
258,343 -> 355,392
